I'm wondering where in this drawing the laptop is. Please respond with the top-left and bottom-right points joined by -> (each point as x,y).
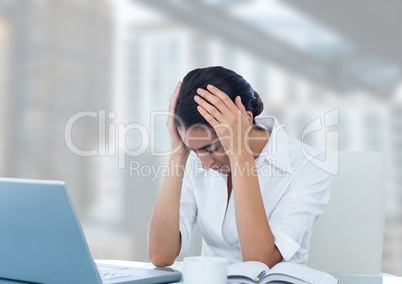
0,178 -> 182,284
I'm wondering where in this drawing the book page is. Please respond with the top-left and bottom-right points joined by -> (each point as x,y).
228,261 -> 269,283
267,262 -> 338,284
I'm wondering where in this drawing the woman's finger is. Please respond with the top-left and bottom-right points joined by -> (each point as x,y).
196,88 -> 232,114
167,81 -> 182,128
235,96 -> 248,117
206,84 -> 238,112
194,94 -> 226,123
169,81 -> 182,111
197,105 -> 219,127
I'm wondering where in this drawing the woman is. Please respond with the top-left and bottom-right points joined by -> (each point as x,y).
147,66 -> 333,268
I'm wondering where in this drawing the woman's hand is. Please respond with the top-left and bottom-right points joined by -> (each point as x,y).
167,81 -> 189,157
194,84 -> 253,157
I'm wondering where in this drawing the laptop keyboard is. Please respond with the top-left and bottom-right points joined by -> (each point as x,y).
99,271 -> 131,280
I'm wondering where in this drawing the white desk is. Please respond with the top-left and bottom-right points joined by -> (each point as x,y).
96,260 -> 402,284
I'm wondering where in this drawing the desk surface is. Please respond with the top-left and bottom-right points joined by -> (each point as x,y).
332,273 -> 401,284
96,260 -> 402,284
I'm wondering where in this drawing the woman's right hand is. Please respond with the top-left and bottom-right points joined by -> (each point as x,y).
167,81 -> 189,157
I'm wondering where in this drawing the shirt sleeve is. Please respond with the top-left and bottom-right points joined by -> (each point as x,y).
178,160 -> 198,257
269,153 -> 333,262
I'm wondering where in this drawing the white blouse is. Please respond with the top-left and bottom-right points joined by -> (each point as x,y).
178,116 -> 333,264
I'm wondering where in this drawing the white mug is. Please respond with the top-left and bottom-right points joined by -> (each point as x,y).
182,256 -> 228,284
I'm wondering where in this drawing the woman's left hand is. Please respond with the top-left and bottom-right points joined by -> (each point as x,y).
194,84 -> 253,157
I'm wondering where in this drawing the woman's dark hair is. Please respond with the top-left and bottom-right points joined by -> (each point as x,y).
174,66 -> 264,129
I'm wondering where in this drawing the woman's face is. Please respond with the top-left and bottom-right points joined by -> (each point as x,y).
178,126 -> 231,174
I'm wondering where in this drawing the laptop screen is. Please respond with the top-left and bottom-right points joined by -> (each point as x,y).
0,178 -> 101,284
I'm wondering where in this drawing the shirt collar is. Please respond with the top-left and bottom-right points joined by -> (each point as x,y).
254,116 -> 294,175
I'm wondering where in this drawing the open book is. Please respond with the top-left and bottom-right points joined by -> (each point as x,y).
228,261 -> 339,284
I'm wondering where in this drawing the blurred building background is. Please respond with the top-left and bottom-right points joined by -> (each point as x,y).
0,0 -> 401,275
